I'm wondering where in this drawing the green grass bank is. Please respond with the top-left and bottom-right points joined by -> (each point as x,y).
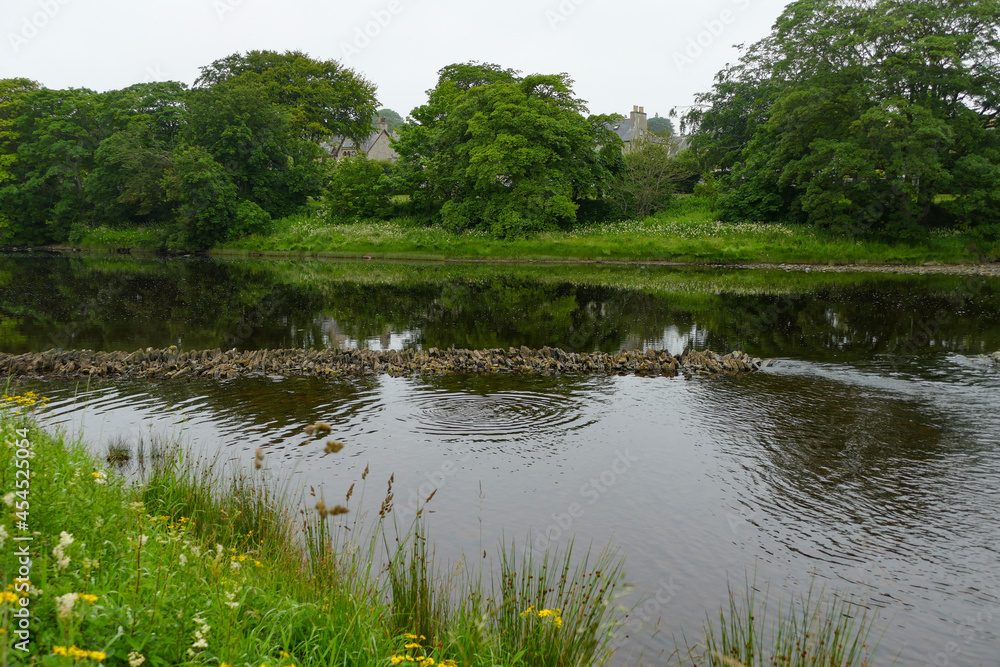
72,197 -> 1000,266
0,397 -> 881,666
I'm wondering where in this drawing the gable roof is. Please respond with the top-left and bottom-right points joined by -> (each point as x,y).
321,127 -> 398,155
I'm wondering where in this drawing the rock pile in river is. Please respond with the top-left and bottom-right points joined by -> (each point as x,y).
0,346 -> 772,381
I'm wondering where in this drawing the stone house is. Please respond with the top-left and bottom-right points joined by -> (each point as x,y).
324,117 -> 400,163
609,105 -> 688,155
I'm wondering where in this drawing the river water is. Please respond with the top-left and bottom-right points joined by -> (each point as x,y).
3,254 -> 1000,665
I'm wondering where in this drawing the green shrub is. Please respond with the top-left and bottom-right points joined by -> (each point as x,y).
324,154 -> 392,221
232,200 -> 274,239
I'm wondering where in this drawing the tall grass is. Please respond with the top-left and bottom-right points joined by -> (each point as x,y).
682,578 -> 881,667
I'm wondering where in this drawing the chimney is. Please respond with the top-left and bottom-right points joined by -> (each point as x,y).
630,105 -> 648,137
377,116 -> 389,132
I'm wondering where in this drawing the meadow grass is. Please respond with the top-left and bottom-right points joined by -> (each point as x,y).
74,197 -> 1000,266
0,402 -> 628,667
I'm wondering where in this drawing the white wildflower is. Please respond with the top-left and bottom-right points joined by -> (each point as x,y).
128,651 -> 146,667
0,524 -> 8,549
188,544 -> 201,558
52,533 -> 74,570
55,592 -> 78,619
82,558 -> 99,570
229,560 -> 241,571
2,492 -> 14,506
130,501 -> 145,512
188,615 -> 211,654
179,553 -> 188,566
94,516 -> 104,529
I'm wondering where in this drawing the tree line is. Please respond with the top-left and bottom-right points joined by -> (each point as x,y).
5,0 -> 997,250
0,50 -> 381,248
0,54 -> 697,247
682,0 -> 1000,241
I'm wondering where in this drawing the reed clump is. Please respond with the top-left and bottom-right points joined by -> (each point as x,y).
682,579 -> 880,667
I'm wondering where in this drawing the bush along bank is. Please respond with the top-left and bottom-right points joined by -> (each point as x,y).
0,346 -> 772,382
0,406 -> 628,666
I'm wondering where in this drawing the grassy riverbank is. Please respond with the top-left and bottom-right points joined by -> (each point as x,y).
0,402 -> 882,666
0,404 -> 626,666
73,197 -> 1000,266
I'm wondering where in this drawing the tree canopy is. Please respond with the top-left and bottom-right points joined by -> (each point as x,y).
684,0 -> 1000,237
194,50 -> 378,143
394,62 -> 621,237
0,50 -> 378,248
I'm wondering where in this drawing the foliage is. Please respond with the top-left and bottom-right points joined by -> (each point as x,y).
194,49 -> 379,143
233,200 -> 274,238
0,87 -> 103,245
0,78 -> 40,243
373,108 -> 405,130
608,140 -> 685,219
0,411 -> 627,666
647,114 -> 674,137
0,52 -> 375,249
684,0 -> 1000,238
85,121 -> 174,227
213,196 -> 998,265
162,144 -> 238,248
184,74 -> 326,220
395,62 -> 622,238
323,154 -> 392,221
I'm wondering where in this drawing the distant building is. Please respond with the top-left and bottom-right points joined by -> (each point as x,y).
608,105 -> 688,156
610,105 -> 651,150
324,117 -> 400,163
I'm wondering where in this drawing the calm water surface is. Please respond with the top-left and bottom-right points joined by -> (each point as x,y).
4,255 -> 1000,665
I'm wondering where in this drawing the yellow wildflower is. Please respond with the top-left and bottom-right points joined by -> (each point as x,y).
519,605 -> 535,617
78,593 -> 98,603
0,591 -> 18,604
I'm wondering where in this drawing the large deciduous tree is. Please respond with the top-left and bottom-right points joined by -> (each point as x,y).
684,0 -> 1000,237
184,74 -> 325,220
84,82 -> 188,227
194,50 -> 379,143
394,62 -> 621,237
0,87 -> 104,244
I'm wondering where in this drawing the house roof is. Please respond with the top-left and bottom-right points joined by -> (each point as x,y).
609,116 -> 641,142
322,127 -> 398,155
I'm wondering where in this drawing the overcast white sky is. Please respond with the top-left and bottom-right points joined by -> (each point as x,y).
3,0 -> 790,121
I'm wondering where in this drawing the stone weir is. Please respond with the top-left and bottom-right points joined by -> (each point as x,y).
0,347 -> 772,381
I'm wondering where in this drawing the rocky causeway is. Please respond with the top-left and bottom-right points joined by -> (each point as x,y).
0,346 -> 771,381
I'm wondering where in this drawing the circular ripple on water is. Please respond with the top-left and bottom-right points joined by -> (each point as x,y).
407,389 -> 592,440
